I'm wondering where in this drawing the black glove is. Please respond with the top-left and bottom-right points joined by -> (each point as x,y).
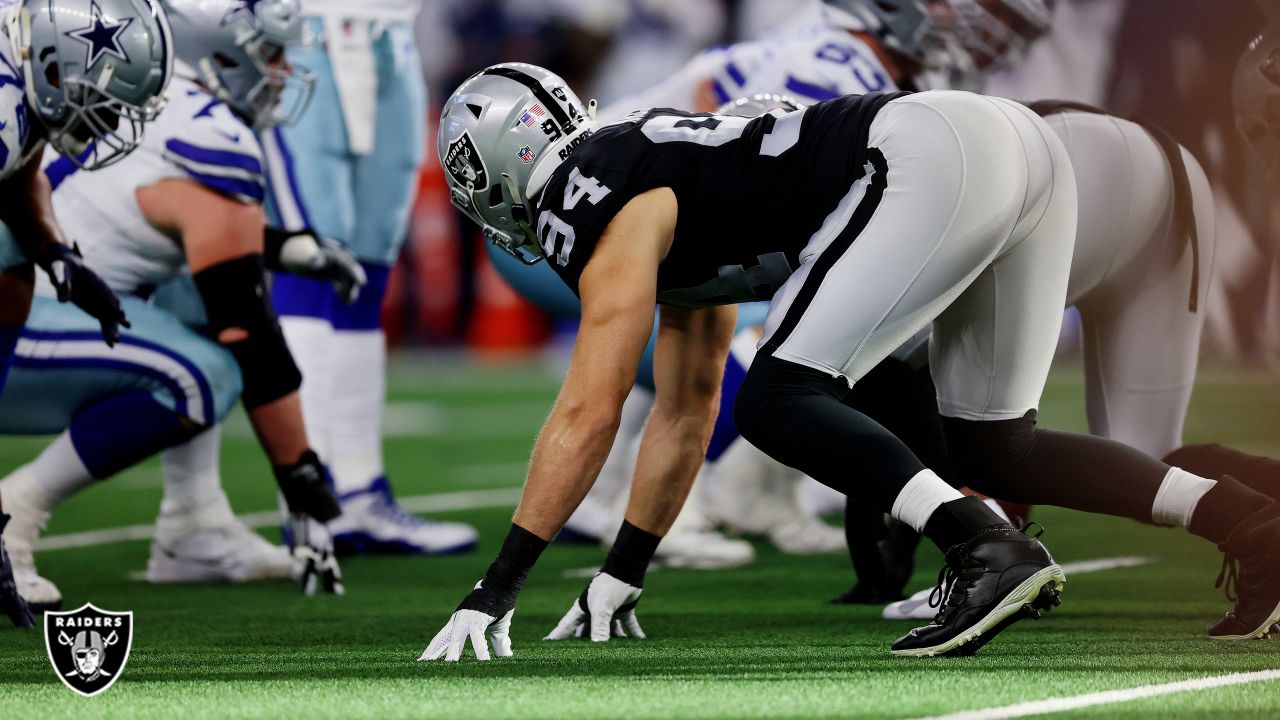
274,449 -> 341,522
0,514 -> 36,630
34,243 -> 129,346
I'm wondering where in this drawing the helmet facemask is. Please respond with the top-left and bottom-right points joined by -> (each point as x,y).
197,32 -> 314,130
7,2 -> 170,170
926,0 -> 1052,71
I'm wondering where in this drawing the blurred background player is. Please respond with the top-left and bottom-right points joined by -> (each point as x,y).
0,0 -> 352,610
0,0 -> 173,626
261,0 -> 476,556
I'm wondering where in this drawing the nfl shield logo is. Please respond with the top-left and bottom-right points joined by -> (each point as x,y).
518,145 -> 535,164
45,603 -> 134,697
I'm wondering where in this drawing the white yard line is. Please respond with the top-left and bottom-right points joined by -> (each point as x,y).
911,669 -> 1280,720
34,487 -> 523,551
1057,555 -> 1153,574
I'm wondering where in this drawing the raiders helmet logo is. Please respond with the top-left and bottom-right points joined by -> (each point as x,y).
45,603 -> 134,697
444,132 -> 489,190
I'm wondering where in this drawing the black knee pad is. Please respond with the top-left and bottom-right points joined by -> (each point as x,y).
941,412 -> 1039,497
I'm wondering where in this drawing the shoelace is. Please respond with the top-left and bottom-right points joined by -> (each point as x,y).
927,522 -> 1047,619
1215,550 -> 1239,603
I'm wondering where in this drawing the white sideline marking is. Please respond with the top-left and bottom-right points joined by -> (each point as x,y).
34,487 -> 523,551
911,669 -> 1280,720
1058,555 -> 1153,574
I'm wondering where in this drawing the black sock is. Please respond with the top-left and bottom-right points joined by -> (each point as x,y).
922,496 -> 1009,553
481,523 -> 549,593
602,520 -> 662,587
1187,476 -> 1274,544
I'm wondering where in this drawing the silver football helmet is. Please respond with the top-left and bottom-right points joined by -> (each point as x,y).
160,0 -> 313,130
1234,25 -> 1280,176
4,0 -> 173,169
438,63 -> 598,264
821,0 -> 934,65
927,0 -> 1054,71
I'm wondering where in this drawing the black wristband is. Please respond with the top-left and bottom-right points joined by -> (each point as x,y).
602,520 -> 662,588
460,524 -> 549,616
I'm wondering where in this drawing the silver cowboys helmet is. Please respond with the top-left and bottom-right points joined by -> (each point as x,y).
160,0 -> 313,130
438,63 -> 597,264
4,0 -> 173,169
820,0 -> 934,65
927,0 -> 1053,71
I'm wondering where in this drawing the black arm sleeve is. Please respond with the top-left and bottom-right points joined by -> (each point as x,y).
192,254 -> 301,408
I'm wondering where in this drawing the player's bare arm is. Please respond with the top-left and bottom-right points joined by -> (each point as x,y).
0,152 -> 128,343
422,187 -> 676,661
545,299 -> 736,643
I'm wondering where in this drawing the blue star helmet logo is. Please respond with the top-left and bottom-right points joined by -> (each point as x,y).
222,0 -> 267,27
64,0 -> 133,71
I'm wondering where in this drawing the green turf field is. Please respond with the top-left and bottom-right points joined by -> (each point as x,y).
1,355 -> 1279,719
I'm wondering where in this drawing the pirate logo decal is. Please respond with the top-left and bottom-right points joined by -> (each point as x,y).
444,131 -> 488,190
45,603 -> 133,696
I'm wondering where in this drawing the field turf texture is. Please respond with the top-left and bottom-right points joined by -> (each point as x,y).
1,356 -> 1279,719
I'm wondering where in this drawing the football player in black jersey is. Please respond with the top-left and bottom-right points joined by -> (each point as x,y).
421,62 -> 1085,659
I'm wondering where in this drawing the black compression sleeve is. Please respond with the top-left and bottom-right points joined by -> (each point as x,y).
193,254 -> 301,408
458,524 -> 549,616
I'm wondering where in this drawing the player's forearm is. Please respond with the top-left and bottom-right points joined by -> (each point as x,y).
512,400 -> 622,541
245,392 -> 310,466
625,403 -> 719,535
0,160 -> 67,257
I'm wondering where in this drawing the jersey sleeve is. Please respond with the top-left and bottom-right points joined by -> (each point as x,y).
159,99 -> 266,205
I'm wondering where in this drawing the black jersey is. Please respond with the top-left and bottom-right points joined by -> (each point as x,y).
533,91 -> 908,308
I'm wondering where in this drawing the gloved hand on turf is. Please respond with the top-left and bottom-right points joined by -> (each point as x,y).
545,571 -> 645,642
275,450 -> 344,596
419,580 -> 516,661
289,514 -> 344,596
267,228 -> 367,304
34,242 -> 129,346
0,513 -> 35,629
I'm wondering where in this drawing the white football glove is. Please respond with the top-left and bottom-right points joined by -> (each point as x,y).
290,515 -> 344,596
277,231 -> 367,303
419,581 -> 514,662
545,572 -> 645,642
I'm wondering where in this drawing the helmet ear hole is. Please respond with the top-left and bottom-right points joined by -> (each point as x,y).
466,103 -> 484,120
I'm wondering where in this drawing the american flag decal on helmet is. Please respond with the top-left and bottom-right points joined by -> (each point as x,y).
519,104 -> 546,128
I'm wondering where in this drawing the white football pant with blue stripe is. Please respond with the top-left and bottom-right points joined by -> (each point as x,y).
262,18 -> 424,502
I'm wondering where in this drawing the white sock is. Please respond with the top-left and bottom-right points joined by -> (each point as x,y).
159,427 -> 226,516
28,431 -> 94,507
1152,467 -> 1217,528
327,329 -> 386,495
891,469 -> 965,533
280,315 -> 336,461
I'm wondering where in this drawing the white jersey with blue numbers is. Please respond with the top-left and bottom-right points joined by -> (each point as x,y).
600,20 -> 900,122
42,76 -> 266,297
0,23 -> 32,182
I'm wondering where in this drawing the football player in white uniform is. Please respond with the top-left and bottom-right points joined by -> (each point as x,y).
0,0 -> 172,628
0,0 -> 361,610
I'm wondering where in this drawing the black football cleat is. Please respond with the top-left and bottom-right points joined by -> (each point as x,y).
1207,502 -> 1280,641
891,524 -> 1064,657
0,513 -> 36,630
